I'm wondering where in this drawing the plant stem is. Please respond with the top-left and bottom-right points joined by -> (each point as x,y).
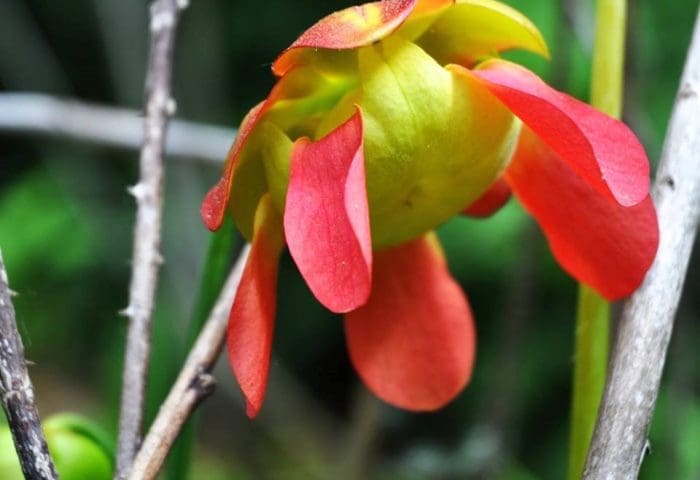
569,285 -> 610,480
568,0 -> 626,478
590,0 -> 627,119
165,220 -> 238,480
128,245 -> 251,480
0,249 -> 58,480
116,0 -> 185,477
584,8 -> 700,477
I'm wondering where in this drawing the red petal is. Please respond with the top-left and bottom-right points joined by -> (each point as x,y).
227,195 -> 284,418
201,64 -> 334,234
273,0 -> 418,76
471,60 -> 650,207
462,177 -> 512,217
345,235 -> 475,411
284,108 -> 372,313
505,129 -> 659,300
201,102 -> 266,231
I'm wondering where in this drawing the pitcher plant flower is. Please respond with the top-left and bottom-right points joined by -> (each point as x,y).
201,0 -> 659,417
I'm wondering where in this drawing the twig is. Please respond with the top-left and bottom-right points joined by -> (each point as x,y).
583,8 -> 700,479
127,245 -> 250,480
0,249 -> 58,480
0,93 -> 232,164
115,1 -> 186,478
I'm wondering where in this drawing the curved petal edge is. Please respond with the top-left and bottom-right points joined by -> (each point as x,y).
345,234 -> 476,411
416,0 -> 549,67
273,0 -> 418,76
505,128 -> 659,300
462,177 -> 512,217
469,59 -> 650,207
284,107 -> 372,313
201,102 -> 267,232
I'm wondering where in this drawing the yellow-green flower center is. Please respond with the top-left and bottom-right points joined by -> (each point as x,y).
232,26 -> 522,248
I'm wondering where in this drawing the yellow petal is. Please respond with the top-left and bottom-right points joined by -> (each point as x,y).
228,125 -> 269,241
415,0 -> 550,67
266,64 -> 357,135
260,122 -> 293,215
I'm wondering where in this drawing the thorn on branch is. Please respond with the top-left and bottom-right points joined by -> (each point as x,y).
149,10 -> 176,33
638,439 -> 651,468
165,98 -> 177,117
190,370 -> 216,399
678,82 -> 698,99
127,183 -> 148,201
661,176 -> 676,191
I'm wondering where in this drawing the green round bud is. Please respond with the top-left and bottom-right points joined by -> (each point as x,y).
0,414 -> 113,480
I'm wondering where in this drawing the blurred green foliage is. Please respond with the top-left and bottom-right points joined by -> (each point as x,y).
0,0 -> 698,479
0,414 -> 113,479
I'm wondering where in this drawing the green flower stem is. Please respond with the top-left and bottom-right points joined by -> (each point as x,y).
165,218 -> 238,480
569,0 -> 626,478
590,0 -> 627,119
569,285 -> 610,479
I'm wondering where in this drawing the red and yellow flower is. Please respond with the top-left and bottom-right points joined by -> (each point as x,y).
201,0 -> 659,417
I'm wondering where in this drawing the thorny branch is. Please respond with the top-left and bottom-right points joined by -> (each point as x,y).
0,249 -> 58,480
115,0 -> 186,478
584,8 -> 700,479
127,246 -> 250,480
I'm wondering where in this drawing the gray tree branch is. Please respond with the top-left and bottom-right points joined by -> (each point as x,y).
127,245 -> 250,480
583,8 -> 700,479
0,249 -> 58,480
0,93 -> 232,164
115,1 -> 186,478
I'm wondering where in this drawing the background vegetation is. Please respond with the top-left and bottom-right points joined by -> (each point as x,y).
0,0 -> 698,478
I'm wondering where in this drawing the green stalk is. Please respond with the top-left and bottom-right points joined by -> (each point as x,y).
568,0 -> 626,478
165,218 -> 238,480
568,285 -> 610,479
590,0 -> 627,119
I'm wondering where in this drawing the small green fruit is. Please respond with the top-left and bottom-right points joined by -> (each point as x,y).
0,414 -> 113,480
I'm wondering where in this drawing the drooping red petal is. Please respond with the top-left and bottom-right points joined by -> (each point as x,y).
505,128 -> 659,300
227,195 -> 284,418
201,102 -> 267,232
272,0 -> 418,76
462,177 -> 512,217
284,108 -> 372,313
469,59 -> 650,207
345,234 -> 475,411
